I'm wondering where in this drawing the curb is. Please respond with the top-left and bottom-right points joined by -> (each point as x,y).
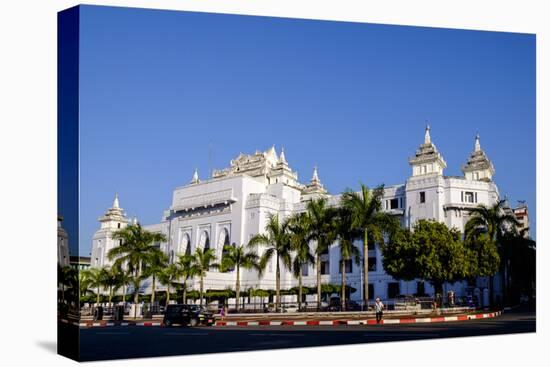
214,311 -> 502,327
68,311 -> 502,328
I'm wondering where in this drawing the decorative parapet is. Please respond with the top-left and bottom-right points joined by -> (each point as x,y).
245,193 -> 280,210
172,189 -> 236,212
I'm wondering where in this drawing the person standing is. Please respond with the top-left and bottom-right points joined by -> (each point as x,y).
220,304 -> 226,321
374,297 -> 384,324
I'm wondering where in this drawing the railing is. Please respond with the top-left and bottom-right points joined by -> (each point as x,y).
79,295 -> 477,319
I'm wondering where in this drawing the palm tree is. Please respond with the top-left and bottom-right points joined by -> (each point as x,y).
341,184 -> 399,309
306,198 -> 338,310
220,244 -> 260,311
158,263 -> 181,306
142,251 -> 169,304
335,207 -> 361,310
176,254 -> 198,304
112,264 -> 132,305
79,269 -> 93,303
58,264 -> 76,305
288,212 -> 315,311
100,266 -> 124,309
249,213 -> 293,312
465,199 -> 519,305
108,223 -> 167,318
82,267 -> 104,306
191,248 -> 219,306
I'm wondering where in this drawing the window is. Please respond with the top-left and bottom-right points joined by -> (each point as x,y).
390,198 -> 399,209
368,241 -> 375,250
388,282 -> 400,298
368,257 -> 376,271
320,260 -> 330,275
368,284 -> 375,300
119,239 -> 123,246
339,259 -> 352,274
301,263 -> 309,276
419,191 -> 426,203
117,223 -> 121,228
464,191 -> 474,203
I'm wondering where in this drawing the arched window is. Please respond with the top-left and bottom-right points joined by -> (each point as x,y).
218,228 -> 232,260
199,231 -> 210,250
182,233 -> 191,255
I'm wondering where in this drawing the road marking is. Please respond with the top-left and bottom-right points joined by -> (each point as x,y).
252,333 -> 305,337
95,332 -> 130,335
364,333 -> 439,337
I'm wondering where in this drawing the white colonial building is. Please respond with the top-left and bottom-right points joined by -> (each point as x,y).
91,127 -> 502,305
58,216 -> 70,267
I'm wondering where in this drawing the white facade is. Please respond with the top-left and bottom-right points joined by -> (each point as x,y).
57,216 -> 70,267
91,127 -> 502,302
91,194 -> 130,268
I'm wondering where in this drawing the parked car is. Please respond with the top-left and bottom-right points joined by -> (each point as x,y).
163,304 -> 215,327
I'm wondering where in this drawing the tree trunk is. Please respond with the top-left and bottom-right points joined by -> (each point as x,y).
200,275 -> 204,306
316,253 -> 321,311
109,286 -> 113,309
122,284 -> 126,304
276,257 -> 281,312
151,275 -> 156,304
182,279 -> 187,304
96,285 -> 100,306
236,266 -> 241,312
298,273 -> 303,311
341,259 -> 346,311
166,286 -> 170,305
363,229 -> 369,310
133,264 -> 141,319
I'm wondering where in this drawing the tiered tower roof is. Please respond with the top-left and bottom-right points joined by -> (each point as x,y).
461,134 -> 495,181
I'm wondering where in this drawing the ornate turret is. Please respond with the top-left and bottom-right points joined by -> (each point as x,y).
302,166 -> 328,198
98,194 -> 129,229
408,125 -> 447,177
461,133 -> 495,181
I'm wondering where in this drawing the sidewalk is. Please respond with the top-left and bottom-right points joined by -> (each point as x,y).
70,310 -> 502,328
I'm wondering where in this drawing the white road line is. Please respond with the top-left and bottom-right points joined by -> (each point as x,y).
364,333 -> 439,337
252,333 -> 305,337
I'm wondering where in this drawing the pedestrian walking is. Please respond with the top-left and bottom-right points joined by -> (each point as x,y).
374,297 -> 384,324
220,304 -> 226,321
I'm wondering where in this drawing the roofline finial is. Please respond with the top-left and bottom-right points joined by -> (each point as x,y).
424,123 -> 431,144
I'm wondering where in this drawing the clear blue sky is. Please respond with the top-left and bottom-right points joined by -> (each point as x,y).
75,5 -> 536,256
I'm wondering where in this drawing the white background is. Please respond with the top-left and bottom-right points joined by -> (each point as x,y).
0,0 -> 547,365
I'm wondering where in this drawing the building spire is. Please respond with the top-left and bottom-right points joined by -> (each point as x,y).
113,193 -> 119,208
279,146 -> 287,164
474,133 -> 481,152
190,168 -> 199,184
424,124 -> 431,145
311,165 -> 320,182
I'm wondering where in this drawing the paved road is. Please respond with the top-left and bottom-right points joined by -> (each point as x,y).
75,310 -> 535,361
